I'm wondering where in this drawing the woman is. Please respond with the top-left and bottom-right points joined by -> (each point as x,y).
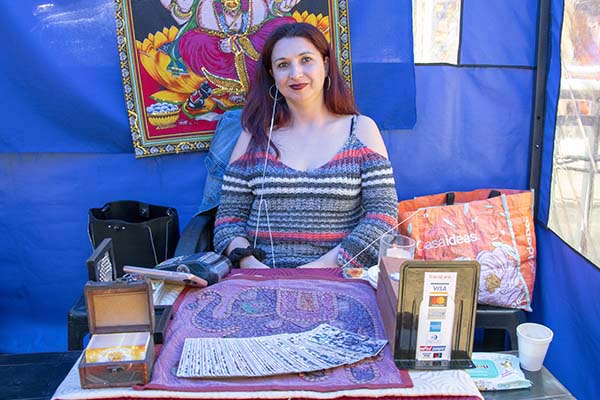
213,23 -> 398,269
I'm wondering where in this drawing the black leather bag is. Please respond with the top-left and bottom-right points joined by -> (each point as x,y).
88,201 -> 179,276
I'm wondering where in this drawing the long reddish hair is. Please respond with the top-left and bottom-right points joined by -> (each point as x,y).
242,23 -> 358,156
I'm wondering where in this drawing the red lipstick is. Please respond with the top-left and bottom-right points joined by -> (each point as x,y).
289,83 -> 308,90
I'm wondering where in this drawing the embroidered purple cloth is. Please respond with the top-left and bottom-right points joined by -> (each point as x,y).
141,272 -> 412,392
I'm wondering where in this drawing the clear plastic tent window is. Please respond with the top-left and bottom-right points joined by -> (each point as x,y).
549,0 -> 600,267
412,0 -> 461,64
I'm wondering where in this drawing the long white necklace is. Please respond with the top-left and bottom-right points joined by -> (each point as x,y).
252,87 -> 279,268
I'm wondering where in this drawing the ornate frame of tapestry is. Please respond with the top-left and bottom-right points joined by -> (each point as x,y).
113,0 -> 353,158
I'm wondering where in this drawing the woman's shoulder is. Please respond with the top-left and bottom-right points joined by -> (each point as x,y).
228,129 -> 254,164
353,115 -> 389,159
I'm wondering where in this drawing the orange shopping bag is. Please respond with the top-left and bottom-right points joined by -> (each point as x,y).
397,189 -> 536,311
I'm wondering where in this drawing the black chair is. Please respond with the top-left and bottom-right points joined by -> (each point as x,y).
475,304 -> 527,351
171,209 -> 216,256
67,294 -> 90,351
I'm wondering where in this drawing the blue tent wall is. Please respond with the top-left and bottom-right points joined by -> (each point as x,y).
0,1 -> 597,398
532,227 -> 600,399
530,0 -> 600,398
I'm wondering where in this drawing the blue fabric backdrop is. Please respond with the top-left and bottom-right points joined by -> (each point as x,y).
349,0 -> 416,129
532,226 -> 600,399
1,1 -> 598,398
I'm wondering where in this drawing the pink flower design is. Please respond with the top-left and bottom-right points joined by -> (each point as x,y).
476,246 -> 524,308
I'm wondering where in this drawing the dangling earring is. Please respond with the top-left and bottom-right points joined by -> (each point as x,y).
324,76 -> 331,91
268,84 -> 283,101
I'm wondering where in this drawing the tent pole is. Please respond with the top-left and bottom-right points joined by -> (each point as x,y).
529,0 -> 552,216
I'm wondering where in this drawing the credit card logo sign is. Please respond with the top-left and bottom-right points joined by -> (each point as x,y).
429,295 -> 448,307
429,321 -> 442,332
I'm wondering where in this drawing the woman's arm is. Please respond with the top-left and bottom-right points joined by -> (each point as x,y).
225,236 -> 269,269
298,245 -> 341,268
337,116 -> 398,270
213,130 -> 270,268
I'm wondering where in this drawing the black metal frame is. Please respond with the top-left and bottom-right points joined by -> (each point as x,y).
529,0 -> 552,216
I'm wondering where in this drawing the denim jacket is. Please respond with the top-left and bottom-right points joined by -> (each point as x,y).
197,109 -> 243,215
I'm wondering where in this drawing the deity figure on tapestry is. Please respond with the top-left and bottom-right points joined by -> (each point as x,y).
156,0 -> 301,119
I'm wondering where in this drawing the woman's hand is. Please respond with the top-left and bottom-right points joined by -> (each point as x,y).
226,237 -> 269,269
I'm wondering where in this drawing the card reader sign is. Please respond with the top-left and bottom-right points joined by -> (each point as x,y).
427,309 -> 447,319
429,295 -> 448,307
429,321 -> 442,332
416,272 -> 458,361
418,345 -> 446,360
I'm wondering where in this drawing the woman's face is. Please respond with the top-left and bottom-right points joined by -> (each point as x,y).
270,36 -> 328,106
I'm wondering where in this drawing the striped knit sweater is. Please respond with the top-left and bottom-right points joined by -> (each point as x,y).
214,116 -> 398,269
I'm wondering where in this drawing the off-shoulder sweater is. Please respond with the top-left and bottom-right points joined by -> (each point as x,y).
213,116 -> 398,269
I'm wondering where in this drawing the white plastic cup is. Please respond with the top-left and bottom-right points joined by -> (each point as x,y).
517,322 -> 554,371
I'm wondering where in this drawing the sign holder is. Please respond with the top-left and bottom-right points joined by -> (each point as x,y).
383,259 -> 480,370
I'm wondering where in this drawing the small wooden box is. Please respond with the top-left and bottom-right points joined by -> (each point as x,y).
78,279 -> 155,389
376,257 -> 402,355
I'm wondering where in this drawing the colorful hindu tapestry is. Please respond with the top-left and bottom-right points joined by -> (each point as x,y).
114,0 -> 352,157
141,271 -> 413,392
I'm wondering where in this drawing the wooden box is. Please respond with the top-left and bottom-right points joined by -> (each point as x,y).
376,257 -> 402,355
78,279 -> 155,389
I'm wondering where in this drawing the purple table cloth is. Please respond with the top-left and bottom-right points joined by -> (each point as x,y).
140,269 -> 412,393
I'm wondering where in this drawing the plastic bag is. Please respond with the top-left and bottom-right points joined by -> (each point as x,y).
467,352 -> 531,391
398,189 -> 536,310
